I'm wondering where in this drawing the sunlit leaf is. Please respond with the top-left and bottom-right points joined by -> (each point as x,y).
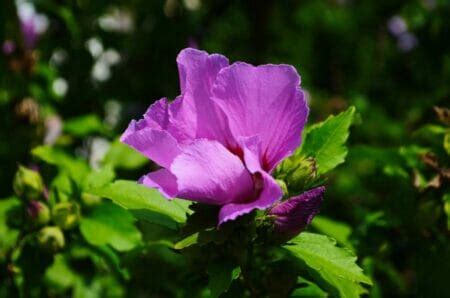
80,202 -> 142,251
103,139 -> 148,170
83,164 -> 115,191
284,232 -> 371,298
311,215 -> 353,250
444,133 -> 450,155
174,232 -> 199,250
301,106 -> 355,175
64,114 -> 108,137
45,254 -> 78,290
87,180 -> 191,226
32,146 -> 90,183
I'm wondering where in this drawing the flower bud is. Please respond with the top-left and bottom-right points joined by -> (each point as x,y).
277,156 -> 317,193
26,201 -> 50,226
275,179 -> 289,196
37,226 -> 65,253
52,202 -> 80,230
80,192 -> 101,207
269,186 -> 324,239
13,165 -> 44,200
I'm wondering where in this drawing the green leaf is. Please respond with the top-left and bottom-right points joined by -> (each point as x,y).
444,133 -> 450,155
284,232 -> 371,298
301,106 -> 355,175
80,202 -> 142,251
413,124 -> 448,138
398,145 -> 429,169
174,232 -> 199,250
45,254 -> 78,290
32,146 -> 90,183
0,197 -> 20,260
49,172 -> 74,203
64,114 -> 108,137
444,193 -> 450,230
87,180 -> 191,227
207,260 -> 240,298
291,277 -> 327,297
83,165 -> 115,191
103,139 -> 148,170
94,245 -> 130,280
311,215 -> 353,250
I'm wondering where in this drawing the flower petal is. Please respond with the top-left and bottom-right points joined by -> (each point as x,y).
143,98 -> 170,130
139,169 -> 178,199
172,48 -> 234,145
219,171 -> 282,225
166,95 -> 196,143
120,125 -> 181,168
177,48 -> 229,97
238,135 -> 264,173
269,186 -> 325,236
170,139 -> 254,205
212,62 -> 308,171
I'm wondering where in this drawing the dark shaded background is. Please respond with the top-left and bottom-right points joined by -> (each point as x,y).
1,0 -> 449,297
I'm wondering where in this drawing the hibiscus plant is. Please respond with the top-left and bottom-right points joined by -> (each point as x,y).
2,49 -> 372,297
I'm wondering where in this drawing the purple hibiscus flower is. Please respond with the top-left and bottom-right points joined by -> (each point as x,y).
121,48 -> 316,225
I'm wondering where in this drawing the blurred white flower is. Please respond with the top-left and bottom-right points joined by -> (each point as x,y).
52,78 -> 68,97
98,8 -> 134,33
100,49 -> 121,66
184,0 -> 201,11
44,115 -> 62,145
17,1 -> 35,21
92,60 -> 111,82
104,100 -> 122,129
85,37 -> 104,58
50,49 -> 68,66
88,137 -> 111,169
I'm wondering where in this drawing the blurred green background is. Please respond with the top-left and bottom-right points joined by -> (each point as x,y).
1,0 -> 449,297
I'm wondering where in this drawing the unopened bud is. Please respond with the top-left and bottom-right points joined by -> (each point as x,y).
275,179 -> 289,196
52,202 -> 80,230
80,192 -> 101,207
37,226 -> 65,253
269,186 -> 324,240
26,201 -> 50,226
13,166 -> 44,200
283,156 -> 317,192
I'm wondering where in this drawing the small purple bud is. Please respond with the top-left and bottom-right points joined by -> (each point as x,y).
2,40 -> 16,55
387,16 -> 407,37
397,32 -> 418,52
269,186 -> 325,238
27,200 -> 42,218
27,200 -> 51,226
